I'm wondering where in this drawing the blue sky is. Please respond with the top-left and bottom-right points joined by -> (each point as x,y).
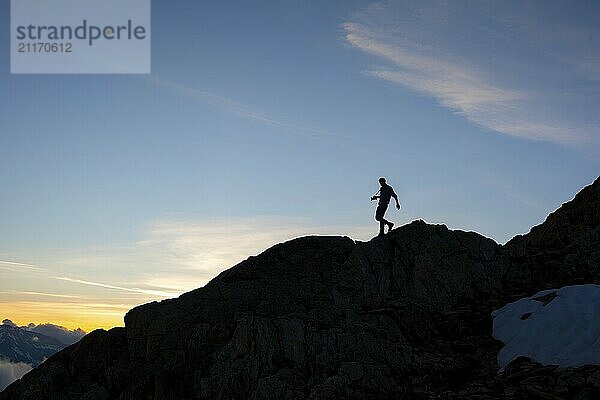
0,0 -> 599,330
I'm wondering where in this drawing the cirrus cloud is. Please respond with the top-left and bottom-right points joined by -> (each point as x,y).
343,1 -> 599,147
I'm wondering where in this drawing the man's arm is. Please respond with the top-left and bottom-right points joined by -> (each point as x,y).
392,191 -> 400,210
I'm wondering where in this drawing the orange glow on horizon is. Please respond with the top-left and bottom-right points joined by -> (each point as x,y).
0,301 -> 129,333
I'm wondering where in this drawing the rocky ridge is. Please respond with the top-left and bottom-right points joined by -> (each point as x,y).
1,176 -> 599,399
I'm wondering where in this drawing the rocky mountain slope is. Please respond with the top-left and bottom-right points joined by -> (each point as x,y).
2,177 -> 599,399
504,177 -> 600,291
0,325 -> 65,367
24,323 -> 86,347
2,320 -> 86,348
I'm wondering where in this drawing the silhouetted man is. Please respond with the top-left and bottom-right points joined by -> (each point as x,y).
371,177 -> 400,236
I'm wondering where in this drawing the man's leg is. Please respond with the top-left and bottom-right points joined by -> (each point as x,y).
380,205 -> 394,232
380,218 -> 393,231
375,204 -> 389,235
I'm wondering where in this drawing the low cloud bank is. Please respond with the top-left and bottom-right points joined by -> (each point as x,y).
0,359 -> 32,392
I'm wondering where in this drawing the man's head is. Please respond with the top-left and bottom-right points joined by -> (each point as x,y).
379,177 -> 386,186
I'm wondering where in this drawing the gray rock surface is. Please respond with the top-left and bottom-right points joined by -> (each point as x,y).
2,176 -> 598,399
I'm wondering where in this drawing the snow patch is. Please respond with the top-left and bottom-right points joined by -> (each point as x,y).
492,284 -> 600,370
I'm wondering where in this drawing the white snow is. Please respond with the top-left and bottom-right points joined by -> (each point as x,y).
492,284 -> 600,370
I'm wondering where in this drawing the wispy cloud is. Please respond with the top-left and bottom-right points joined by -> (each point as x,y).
0,260 -> 46,273
0,259 -> 174,297
143,76 -> 340,139
55,277 -> 176,298
136,217 -> 372,289
343,1 -> 599,146
0,291 -> 81,299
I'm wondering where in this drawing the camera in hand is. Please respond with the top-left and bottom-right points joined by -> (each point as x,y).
371,196 -> 378,201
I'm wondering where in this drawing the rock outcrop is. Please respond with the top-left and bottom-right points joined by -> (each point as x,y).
504,176 -> 600,292
2,177 -> 599,399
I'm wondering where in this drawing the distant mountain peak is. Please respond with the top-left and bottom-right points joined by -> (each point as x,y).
0,325 -> 64,367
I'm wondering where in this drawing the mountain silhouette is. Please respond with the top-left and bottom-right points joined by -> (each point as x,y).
2,177 -> 599,399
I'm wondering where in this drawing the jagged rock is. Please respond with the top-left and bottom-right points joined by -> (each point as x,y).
2,177 -> 599,399
504,176 -> 600,291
